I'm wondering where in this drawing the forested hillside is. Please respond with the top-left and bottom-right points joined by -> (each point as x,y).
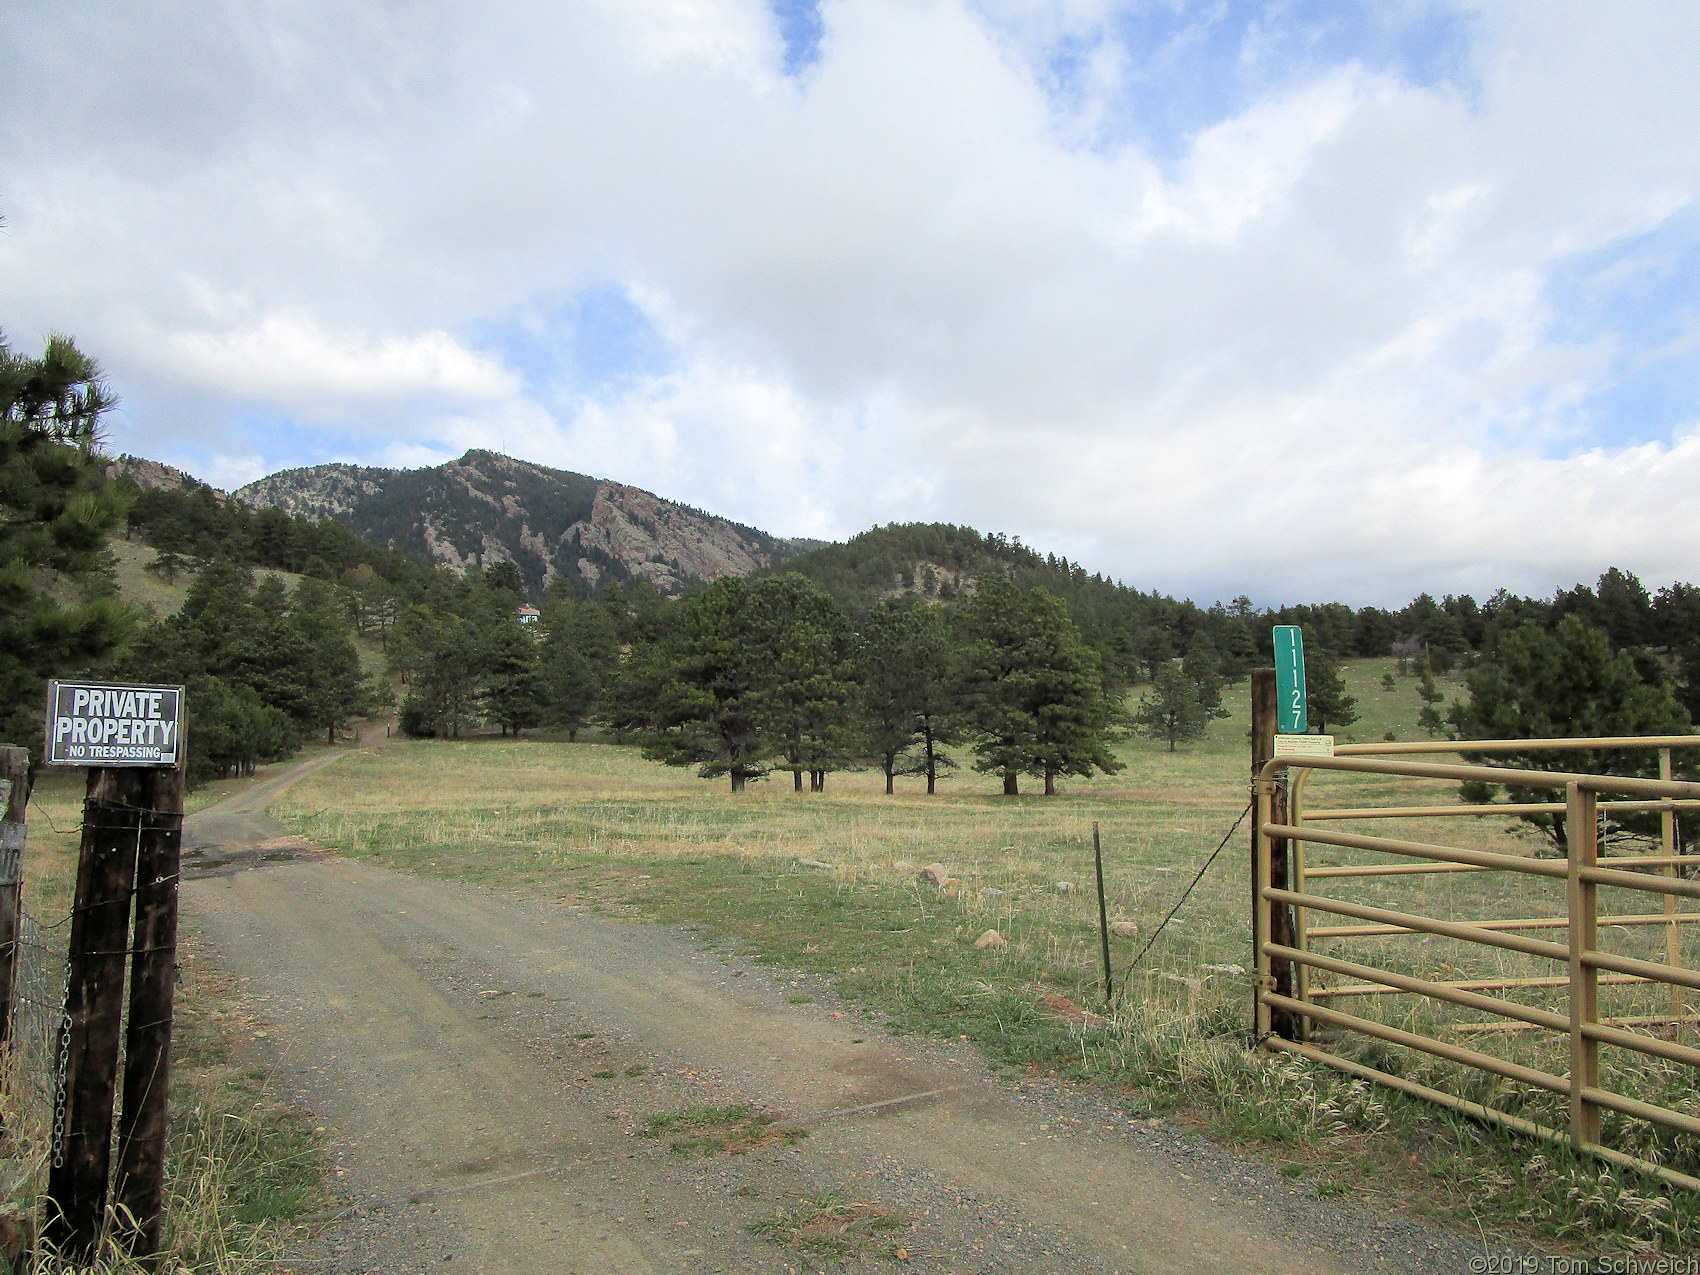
16,420 -> 1700,796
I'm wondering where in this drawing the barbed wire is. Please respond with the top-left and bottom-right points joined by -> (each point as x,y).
1114,799 -> 1252,1004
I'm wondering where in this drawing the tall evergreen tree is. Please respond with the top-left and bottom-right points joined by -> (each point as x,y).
1182,635 -> 1226,717
481,617 -> 544,736
756,576 -> 859,792
1416,668 -> 1445,737
288,577 -> 373,743
958,577 -> 1123,795
859,596 -> 958,794
1452,615 -> 1692,847
0,333 -> 131,756
1133,664 -> 1209,752
643,576 -> 772,791
392,607 -> 481,738
1306,648 -> 1359,734
539,591 -> 618,740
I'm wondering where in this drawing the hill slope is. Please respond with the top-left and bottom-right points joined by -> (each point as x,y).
236,450 -> 816,598
764,522 -> 1194,683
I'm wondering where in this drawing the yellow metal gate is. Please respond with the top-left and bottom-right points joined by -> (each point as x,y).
1254,737 -> 1700,1189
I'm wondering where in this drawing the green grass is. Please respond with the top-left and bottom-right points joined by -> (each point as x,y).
271,658 -> 1700,1255
747,1188 -> 909,1264
641,1104 -> 806,1157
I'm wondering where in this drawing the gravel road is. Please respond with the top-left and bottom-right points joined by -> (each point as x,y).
179,745 -> 1529,1274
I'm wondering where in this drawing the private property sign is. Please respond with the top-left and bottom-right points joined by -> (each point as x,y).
45,681 -> 183,767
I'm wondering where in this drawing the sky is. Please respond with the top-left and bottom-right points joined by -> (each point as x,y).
4,1 -> 1699,608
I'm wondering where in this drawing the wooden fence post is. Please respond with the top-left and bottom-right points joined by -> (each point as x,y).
0,747 -> 31,1062
1250,668 -> 1297,1041
1251,669 -> 1273,1037
45,769 -> 148,1259
113,764 -> 183,1258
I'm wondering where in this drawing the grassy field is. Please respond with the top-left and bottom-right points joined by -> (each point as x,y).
5,769 -> 331,1272
270,656 -> 1700,1255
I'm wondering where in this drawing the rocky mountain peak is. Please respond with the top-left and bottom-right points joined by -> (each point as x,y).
234,450 -> 815,598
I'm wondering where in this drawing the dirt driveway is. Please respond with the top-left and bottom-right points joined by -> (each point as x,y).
180,743 -> 1508,1274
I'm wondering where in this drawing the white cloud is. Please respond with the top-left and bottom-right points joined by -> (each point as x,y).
1111,70 -> 1366,247
4,0 -> 1700,604
164,314 -> 519,406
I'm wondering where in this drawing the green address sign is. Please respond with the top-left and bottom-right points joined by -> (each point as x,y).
1273,626 -> 1307,733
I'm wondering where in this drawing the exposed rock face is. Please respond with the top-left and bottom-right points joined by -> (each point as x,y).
106,455 -> 212,496
235,449 -> 814,598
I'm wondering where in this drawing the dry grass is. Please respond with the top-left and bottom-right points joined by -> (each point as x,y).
269,657 -> 1700,1253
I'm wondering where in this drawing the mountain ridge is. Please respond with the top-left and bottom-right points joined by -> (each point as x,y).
232,449 -> 821,598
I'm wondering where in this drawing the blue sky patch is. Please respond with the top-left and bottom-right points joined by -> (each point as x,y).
1540,214 -> 1700,451
474,284 -> 675,406
1027,0 -> 1473,164
770,0 -> 824,77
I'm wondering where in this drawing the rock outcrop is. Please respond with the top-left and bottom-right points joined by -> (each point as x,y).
235,449 -> 815,598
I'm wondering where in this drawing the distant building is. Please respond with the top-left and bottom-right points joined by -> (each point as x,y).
515,605 -> 540,625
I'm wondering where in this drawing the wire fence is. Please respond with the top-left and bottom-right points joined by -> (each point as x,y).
7,903 -> 69,1170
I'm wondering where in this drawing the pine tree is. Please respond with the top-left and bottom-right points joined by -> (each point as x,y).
643,577 -> 771,791
755,576 -> 858,792
392,607 -> 481,738
1133,664 -> 1209,751
481,617 -> 544,736
1416,669 -> 1445,737
288,577 -> 373,743
1182,635 -> 1226,718
0,333 -> 131,756
1306,647 -> 1359,734
1452,615 -> 1691,848
858,596 -> 956,794
539,593 -> 618,740
958,577 -> 1123,795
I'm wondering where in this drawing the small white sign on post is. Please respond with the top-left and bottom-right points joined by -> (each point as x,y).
1274,733 -> 1335,759
44,681 -> 184,768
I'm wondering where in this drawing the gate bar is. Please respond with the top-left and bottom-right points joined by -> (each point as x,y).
1308,911 -> 1700,938
1580,864 -> 1700,899
1580,1085 -> 1700,1140
1260,754 -> 1700,799
1582,1019 -> 1700,1070
1307,856 -> 1700,877
1583,947 -> 1700,993
1263,822 -> 1568,878
1263,942 -> 1567,1030
1312,972 -> 1650,999
1336,735 -> 1700,755
1307,800 -> 1700,820
1268,1037 -> 1700,1194
1263,886 -> 1570,961
1261,991 -> 1569,1093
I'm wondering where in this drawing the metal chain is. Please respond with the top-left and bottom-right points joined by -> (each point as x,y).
50,961 -> 71,1169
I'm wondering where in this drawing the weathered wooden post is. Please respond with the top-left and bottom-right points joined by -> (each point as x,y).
41,681 -> 184,1263
1249,667 -> 1297,1040
46,768 -> 146,1258
114,763 -> 184,1257
1251,667 -> 1274,1037
0,746 -> 31,1062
